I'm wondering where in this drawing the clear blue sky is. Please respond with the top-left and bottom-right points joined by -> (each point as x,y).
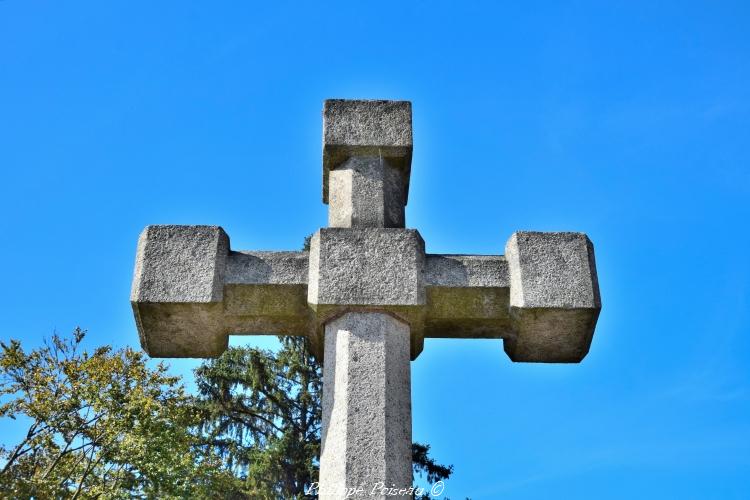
1,1 -> 749,498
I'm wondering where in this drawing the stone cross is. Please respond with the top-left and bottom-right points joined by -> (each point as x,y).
130,99 -> 601,499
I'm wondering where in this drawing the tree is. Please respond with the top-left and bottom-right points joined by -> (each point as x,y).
195,336 -> 320,498
0,328 -> 234,499
0,328 -> 454,499
194,336 -> 453,499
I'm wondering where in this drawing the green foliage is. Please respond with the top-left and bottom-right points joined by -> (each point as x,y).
0,327 -> 454,499
302,234 -> 312,252
194,336 -> 321,499
412,443 -> 453,485
0,328 -> 234,499
411,444 -> 455,500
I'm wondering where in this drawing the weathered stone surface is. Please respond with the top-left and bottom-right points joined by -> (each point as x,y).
328,156 -> 407,229
504,231 -> 601,362
424,254 -> 512,339
131,225 -> 229,304
307,228 -> 425,309
307,227 -> 426,361
131,230 -> 311,357
323,99 -> 412,204
223,251 -> 310,336
131,225 -> 229,357
424,254 -> 509,288
131,302 -> 227,358
320,312 -> 412,499
225,250 -> 308,285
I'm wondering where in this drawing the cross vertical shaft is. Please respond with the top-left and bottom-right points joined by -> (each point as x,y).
320,313 -> 412,498
317,100 -> 416,497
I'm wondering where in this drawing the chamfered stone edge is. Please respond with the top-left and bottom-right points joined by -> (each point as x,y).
503,231 -> 601,362
322,99 -> 413,205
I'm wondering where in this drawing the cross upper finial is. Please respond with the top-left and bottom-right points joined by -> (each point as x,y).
322,100 -> 413,228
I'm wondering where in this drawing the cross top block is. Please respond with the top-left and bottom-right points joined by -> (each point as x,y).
323,100 -> 413,229
323,99 -> 412,202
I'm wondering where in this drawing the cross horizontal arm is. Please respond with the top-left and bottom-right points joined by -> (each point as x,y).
131,225 -> 599,363
223,250 -> 309,338
423,232 -> 600,361
130,226 -> 310,358
424,254 -> 512,340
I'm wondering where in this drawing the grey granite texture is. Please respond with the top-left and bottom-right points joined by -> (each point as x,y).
504,231 -> 601,362
131,226 -> 601,362
223,250 -> 310,338
423,254 -> 512,340
307,228 -> 425,309
131,227 -> 310,357
328,156 -> 407,229
320,312 -> 412,499
323,100 -> 412,205
131,225 -> 228,304
130,225 -> 229,357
